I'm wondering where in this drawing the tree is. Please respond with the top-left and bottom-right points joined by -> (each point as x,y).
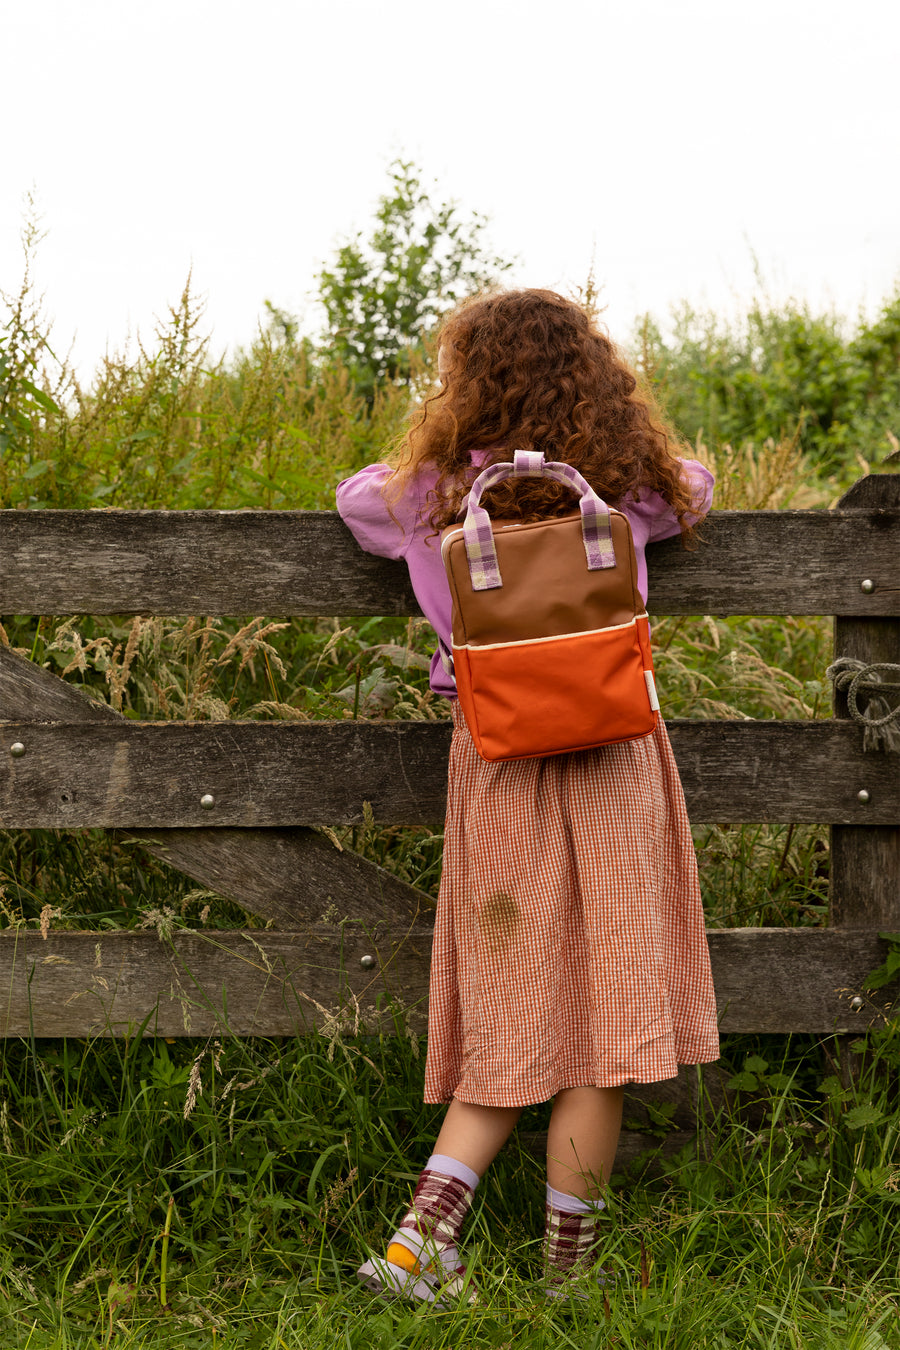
635,290 -> 900,476
315,159 -> 513,401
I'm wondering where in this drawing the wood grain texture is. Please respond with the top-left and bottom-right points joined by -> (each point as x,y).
0,719 -> 451,827
667,720 -> 897,824
706,928 -> 898,1032
0,925 -> 435,1038
0,510 -> 419,618
128,826 -> 435,928
829,475 -> 900,930
1,717 -> 896,828
0,648 -> 432,926
0,643 -> 120,724
0,927 -> 894,1038
2,492 -> 898,617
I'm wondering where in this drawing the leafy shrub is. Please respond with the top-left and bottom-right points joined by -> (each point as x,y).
635,291 -> 900,476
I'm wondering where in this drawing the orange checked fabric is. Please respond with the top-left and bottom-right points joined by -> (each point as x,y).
423,704 -> 720,1107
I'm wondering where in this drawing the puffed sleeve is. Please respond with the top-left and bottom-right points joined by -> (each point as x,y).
335,463 -> 409,560
628,458 -> 715,543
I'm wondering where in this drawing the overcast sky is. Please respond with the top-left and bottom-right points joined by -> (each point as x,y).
3,0 -> 899,379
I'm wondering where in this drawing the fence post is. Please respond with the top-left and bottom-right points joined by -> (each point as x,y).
830,474 -> 900,930
829,474 -> 900,1080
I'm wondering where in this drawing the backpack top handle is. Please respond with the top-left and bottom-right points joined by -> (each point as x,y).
461,449 -> 616,591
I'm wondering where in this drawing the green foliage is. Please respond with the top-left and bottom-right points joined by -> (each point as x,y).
0,1025 -> 898,1344
0,220 -> 878,939
2,171 -> 893,516
0,284 -> 413,512
0,203 -> 64,495
636,290 -> 900,475
315,158 -> 513,402
866,933 -> 900,992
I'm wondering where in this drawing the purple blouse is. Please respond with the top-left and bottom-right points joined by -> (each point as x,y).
336,457 -> 714,698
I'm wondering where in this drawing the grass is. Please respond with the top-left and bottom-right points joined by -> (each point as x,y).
0,1018 -> 899,1346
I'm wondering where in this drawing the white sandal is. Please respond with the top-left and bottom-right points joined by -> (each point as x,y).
357,1252 -> 476,1306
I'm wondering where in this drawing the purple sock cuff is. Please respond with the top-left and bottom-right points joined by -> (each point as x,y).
426,1154 -> 480,1192
546,1183 -> 606,1214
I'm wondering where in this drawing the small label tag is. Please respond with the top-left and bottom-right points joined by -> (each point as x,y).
644,670 -> 660,712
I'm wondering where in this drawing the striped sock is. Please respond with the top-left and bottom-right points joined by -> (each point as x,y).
543,1184 -> 606,1277
386,1154 -> 479,1277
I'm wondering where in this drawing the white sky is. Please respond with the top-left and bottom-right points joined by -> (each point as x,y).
3,0 -> 899,379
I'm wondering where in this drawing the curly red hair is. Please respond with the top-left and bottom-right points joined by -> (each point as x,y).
388,288 -> 702,534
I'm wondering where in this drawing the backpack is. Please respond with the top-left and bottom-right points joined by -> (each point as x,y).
440,449 -> 660,762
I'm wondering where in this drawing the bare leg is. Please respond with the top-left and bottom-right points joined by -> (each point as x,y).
546,1086 -> 624,1199
433,1098 -> 523,1177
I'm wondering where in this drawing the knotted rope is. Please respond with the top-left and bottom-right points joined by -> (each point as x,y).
826,659 -> 900,752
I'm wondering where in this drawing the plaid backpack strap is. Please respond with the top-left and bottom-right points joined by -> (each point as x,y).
539,455 -> 616,571
462,450 -> 615,591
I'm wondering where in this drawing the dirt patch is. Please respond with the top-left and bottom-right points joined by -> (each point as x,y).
478,890 -> 520,952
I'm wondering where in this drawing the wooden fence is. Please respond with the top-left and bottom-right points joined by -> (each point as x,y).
1,474 -> 898,1065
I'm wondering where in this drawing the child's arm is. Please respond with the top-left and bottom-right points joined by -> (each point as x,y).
629,458 -> 714,543
336,463 -> 409,560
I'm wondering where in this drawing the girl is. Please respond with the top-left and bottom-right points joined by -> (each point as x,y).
336,289 -> 719,1302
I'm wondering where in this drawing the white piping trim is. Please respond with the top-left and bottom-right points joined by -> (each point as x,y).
440,528 -> 465,566
453,614 -> 649,653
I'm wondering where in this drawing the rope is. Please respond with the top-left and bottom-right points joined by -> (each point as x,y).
826,658 -> 900,752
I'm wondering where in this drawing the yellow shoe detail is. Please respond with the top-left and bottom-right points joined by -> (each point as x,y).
386,1243 -> 420,1274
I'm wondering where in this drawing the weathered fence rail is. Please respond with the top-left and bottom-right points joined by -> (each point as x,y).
0,928 -> 891,1040
1,474 -> 899,1057
2,506 -> 899,616
0,720 -> 898,829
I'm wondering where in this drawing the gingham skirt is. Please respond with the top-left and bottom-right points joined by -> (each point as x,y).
423,703 -> 720,1107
